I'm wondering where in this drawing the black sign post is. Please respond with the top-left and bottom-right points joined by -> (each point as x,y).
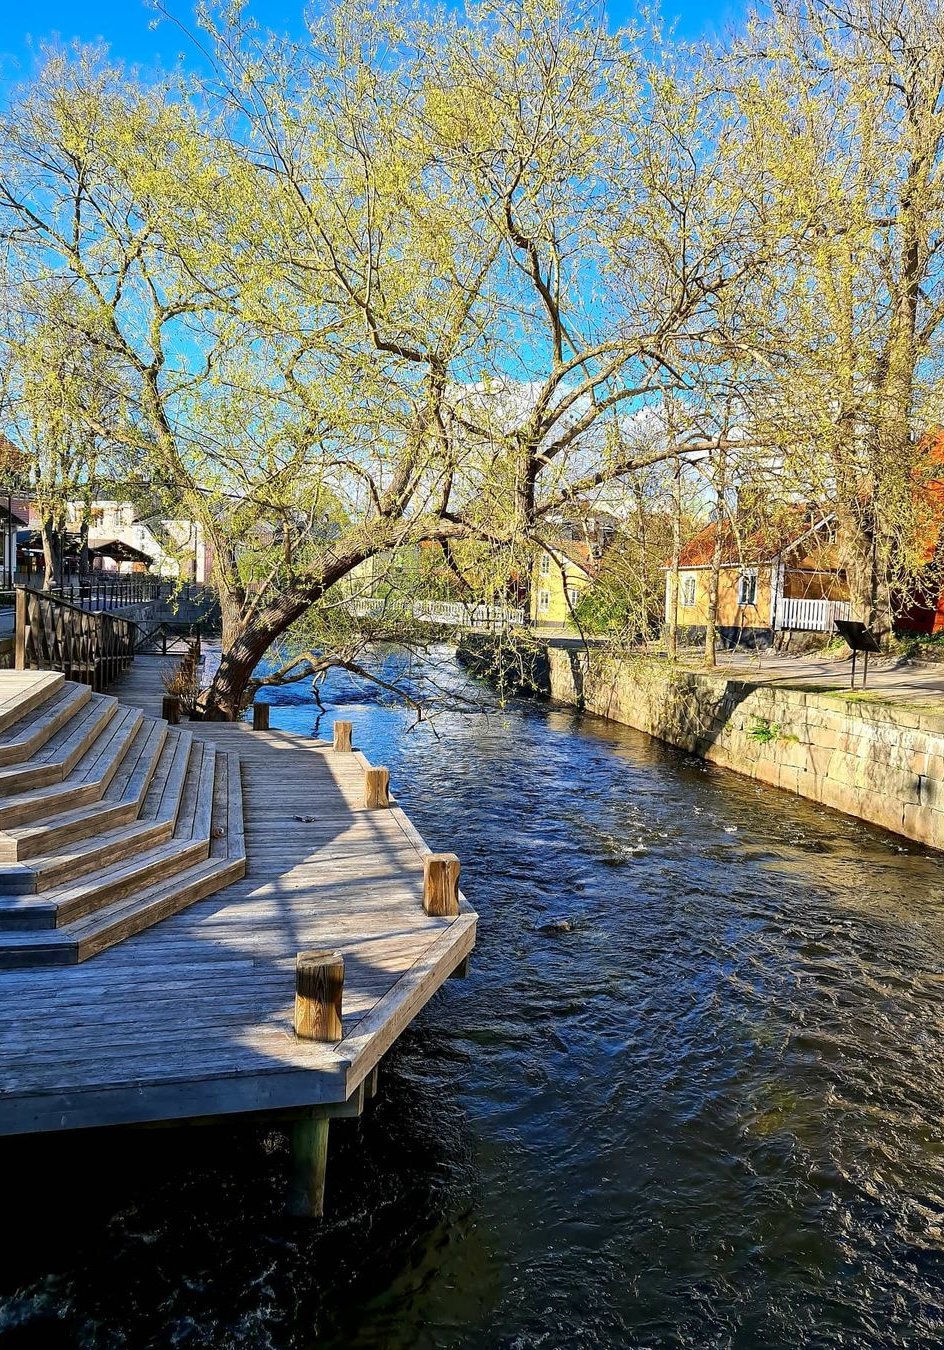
833,619 -> 883,689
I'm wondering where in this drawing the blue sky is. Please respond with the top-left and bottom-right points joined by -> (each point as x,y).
0,0 -> 746,83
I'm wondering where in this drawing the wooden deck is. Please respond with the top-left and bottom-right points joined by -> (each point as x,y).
0,662 -> 476,1134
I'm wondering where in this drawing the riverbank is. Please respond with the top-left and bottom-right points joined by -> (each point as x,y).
459,636 -> 944,852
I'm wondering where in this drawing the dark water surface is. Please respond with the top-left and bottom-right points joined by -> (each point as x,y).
3,653 -> 944,1348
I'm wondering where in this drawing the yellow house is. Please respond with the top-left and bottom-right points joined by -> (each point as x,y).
666,515 -> 850,643
531,545 -> 595,626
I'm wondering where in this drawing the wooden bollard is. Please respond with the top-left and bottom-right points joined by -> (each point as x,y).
161,695 -> 180,725
294,949 -> 344,1041
364,766 -> 390,808
423,853 -> 461,917
333,720 -> 353,752
252,701 -> 269,731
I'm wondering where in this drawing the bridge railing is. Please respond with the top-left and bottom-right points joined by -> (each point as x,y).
346,597 -> 524,630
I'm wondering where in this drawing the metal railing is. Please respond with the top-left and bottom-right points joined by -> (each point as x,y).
346,597 -> 524,631
775,596 -> 853,632
9,573 -> 165,612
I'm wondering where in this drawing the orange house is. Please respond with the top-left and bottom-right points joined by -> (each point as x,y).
896,430 -> 944,634
666,513 -> 850,646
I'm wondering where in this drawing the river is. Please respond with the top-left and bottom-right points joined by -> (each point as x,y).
2,650 -> 944,1348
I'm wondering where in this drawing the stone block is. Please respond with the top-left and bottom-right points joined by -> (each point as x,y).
919,775 -> 944,811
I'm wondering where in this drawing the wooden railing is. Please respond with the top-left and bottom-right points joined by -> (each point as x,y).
775,596 -> 853,633
14,587 -> 137,691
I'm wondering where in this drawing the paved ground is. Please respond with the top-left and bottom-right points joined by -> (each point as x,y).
709,650 -> 944,707
544,635 -> 944,709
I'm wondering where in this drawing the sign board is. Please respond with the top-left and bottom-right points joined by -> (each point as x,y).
833,619 -> 882,688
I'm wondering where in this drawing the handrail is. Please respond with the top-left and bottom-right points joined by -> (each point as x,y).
14,586 -> 138,691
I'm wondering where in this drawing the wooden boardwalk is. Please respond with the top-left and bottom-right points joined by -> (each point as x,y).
0,661 -> 476,1135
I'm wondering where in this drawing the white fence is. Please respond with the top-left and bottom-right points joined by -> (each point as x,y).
346,597 -> 524,631
775,596 -> 853,632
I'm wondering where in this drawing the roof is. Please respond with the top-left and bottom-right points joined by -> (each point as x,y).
676,512 -> 837,569
16,531 -> 153,566
87,537 -> 154,565
539,540 -> 597,578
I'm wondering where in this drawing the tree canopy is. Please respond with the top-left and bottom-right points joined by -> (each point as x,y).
2,0 -> 944,709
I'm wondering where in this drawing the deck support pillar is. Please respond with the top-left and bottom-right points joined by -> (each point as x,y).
288,1111 -> 330,1218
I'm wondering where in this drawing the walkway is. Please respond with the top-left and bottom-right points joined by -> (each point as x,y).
706,650 -> 944,708
0,660 -> 476,1134
545,637 -> 944,710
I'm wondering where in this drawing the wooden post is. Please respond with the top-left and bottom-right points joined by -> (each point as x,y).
161,695 -> 180,725
288,1111 -> 330,1218
365,1065 -> 379,1099
364,765 -> 390,808
13,588 -> 26,671
333,720 -> 353,752
252,702 -> 270,731
294,949 -> 344,1041
423,853 -> 461,917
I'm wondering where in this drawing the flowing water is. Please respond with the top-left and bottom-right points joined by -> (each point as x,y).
3,651 -> 944,1348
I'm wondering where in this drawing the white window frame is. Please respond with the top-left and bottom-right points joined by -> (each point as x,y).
539,554 -> 551,575
538,589 -> 550,612
681,576 -> 697,608
567,586 -> 580,609
738,569 -> 758,606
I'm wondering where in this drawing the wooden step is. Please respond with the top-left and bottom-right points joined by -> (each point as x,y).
0,692 -> 119,798
0,682 -> 92,768
0,717 -> 167,862
0,837 -> 212,930
0,855 -> 245,966
0,705 -> 143,827
0,736 -> 211,929
0,672 -> 63,735
0,751 -> 246,965
0,729 -> 192,892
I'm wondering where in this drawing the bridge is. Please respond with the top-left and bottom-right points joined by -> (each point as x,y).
346,597 -> 524,630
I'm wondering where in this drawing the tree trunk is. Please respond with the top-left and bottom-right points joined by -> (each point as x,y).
705,533 -> 721,668
704,453 -> 726,668
838,508 -> 874,624
666,461 -> 681,661
198,591 -> 315,720
40,514 -> 61,590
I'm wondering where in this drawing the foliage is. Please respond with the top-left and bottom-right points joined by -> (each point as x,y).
3,0 -> 944,712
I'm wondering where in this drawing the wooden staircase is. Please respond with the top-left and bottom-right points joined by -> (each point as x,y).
0,672 -> 245,967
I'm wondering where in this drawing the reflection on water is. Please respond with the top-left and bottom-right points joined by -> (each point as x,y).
2,651 -> 944,1348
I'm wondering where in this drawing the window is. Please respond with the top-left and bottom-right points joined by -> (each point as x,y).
567,587 -> 580,609
539,553 -> 551,575
738,569 -> 758,606
538,590 -> 550,612
681,576 -> 697,608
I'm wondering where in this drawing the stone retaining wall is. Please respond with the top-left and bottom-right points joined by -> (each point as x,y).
460,637 -> 944,852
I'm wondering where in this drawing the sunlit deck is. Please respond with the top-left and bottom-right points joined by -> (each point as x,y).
0,664 -> 476,1135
